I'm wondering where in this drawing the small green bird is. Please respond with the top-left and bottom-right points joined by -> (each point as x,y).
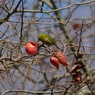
38,33 -> 59,49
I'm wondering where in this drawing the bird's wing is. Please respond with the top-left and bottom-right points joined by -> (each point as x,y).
48,36 -> 56,45
45,37 -> 51,43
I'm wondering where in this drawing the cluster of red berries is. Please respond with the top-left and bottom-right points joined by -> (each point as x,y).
50,51 -> 69,69
25,42 -> 70,69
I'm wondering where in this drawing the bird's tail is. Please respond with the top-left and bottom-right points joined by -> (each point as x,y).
55,44 -> 59,49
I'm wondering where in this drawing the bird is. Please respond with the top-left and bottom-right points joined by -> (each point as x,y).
38,33 -> 59,49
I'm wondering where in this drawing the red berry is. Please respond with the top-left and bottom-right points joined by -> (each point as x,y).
55,51 -> 70,66
72,22 -> 81,30
73,72 -> 83,84
75,75 -> 82,83
50,56 -> 59,69
25,42 -> 38,56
